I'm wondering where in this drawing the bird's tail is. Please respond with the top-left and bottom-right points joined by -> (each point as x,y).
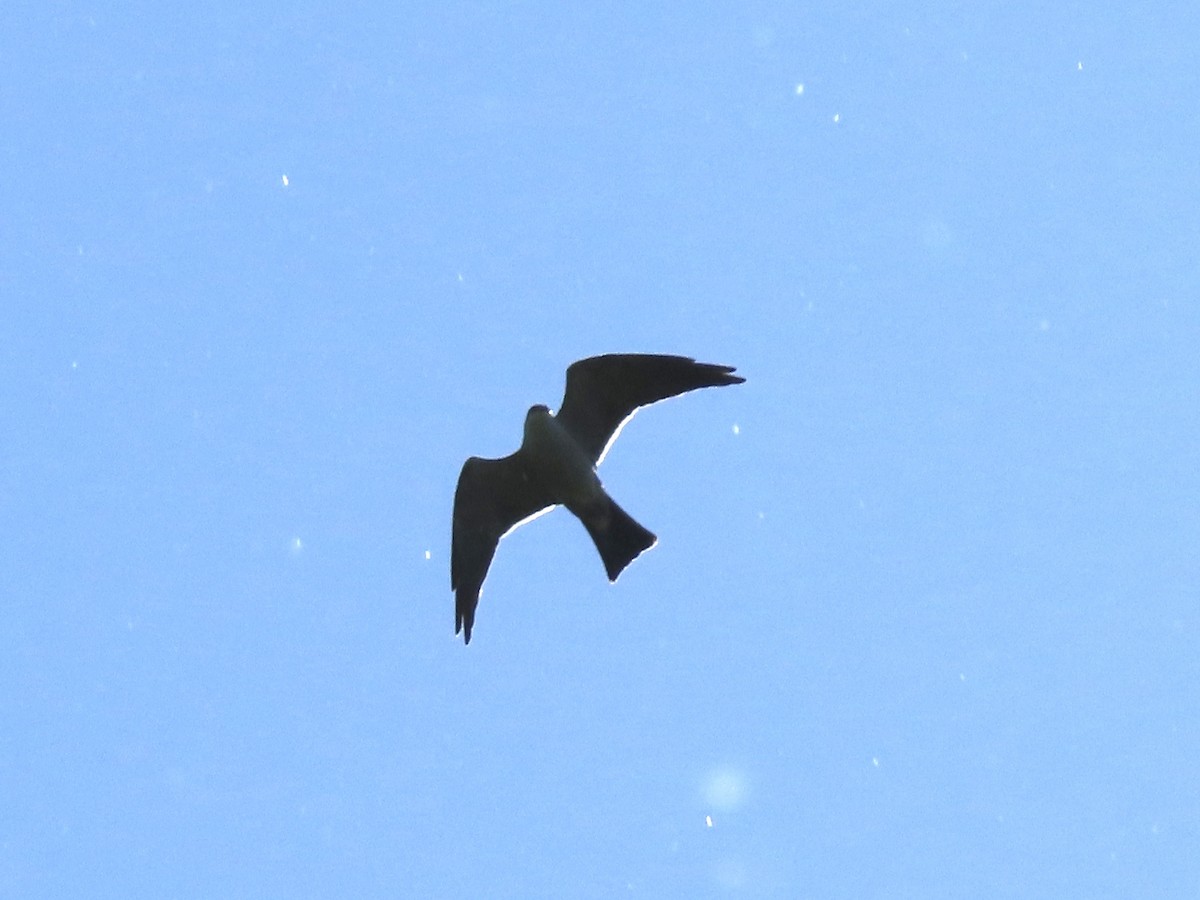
578,495 -> 658,582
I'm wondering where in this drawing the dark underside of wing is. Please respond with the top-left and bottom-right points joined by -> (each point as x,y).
555,354 -> 745,463
451,452 -> 553,643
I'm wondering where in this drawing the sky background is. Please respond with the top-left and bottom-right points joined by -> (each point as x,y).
3,2 -> 1199,897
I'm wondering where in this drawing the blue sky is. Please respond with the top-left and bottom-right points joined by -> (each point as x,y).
3,3 -> 1198,897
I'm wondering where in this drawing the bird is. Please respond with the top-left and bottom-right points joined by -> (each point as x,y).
451,353 -> 745,644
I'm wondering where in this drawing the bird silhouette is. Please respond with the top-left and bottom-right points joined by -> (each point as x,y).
451,354 -> 745,644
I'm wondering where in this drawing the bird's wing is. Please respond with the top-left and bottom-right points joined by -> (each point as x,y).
451,451 -> 555,644
556,354 -> 745,464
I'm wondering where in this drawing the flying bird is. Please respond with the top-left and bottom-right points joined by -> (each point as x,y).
451,353 -> 745,644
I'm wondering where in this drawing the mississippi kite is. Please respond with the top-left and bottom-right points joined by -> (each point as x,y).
451,353 -> 745,644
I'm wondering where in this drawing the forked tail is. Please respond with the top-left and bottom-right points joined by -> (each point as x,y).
577,495 -> 658,582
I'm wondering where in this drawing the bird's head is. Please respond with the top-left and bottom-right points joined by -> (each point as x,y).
524,403 -> 550,430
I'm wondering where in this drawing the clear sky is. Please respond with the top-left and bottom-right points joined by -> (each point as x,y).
3,3 -> 1198,897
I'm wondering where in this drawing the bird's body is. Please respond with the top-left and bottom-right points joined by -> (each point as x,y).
451,353 -> 744,644
521,405 -> 603,510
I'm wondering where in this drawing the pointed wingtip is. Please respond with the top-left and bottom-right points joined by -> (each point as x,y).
714,363 -> 745,385
455,611 -> 473,645
689,360 -> 744,389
